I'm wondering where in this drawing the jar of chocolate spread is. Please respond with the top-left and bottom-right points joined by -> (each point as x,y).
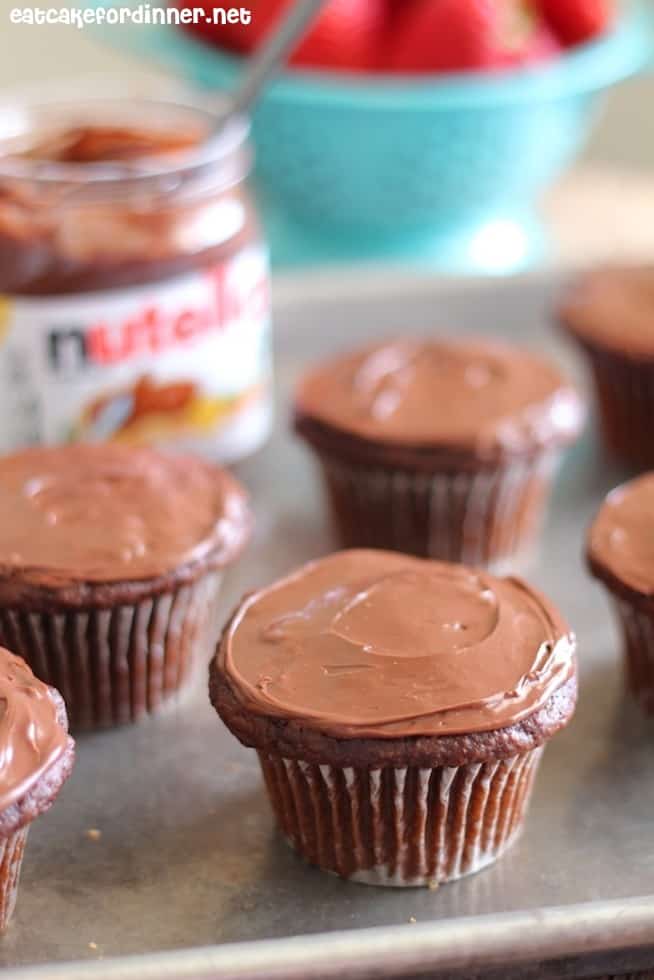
0,92 -> 272,461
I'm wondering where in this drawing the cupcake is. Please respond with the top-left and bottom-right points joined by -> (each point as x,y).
210,550 -> 577,886
559,265 -> 654,469
0,646 -> 74,930
294,338 -> 583,570
0,444 -> 251,730
587,473 -> 654,713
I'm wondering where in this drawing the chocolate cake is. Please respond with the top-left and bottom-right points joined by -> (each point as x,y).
210,549 -> 577,886
294,338 -> 584,569
588,473 -> 654,713
0,646 -> 74,929
0,443 -> 252,729
559,265 -> 654,469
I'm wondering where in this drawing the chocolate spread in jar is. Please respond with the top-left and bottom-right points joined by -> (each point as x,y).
0,99 -> 272,461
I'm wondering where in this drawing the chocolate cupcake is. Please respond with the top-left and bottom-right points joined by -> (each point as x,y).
587,473 -> 654,713
294,338 -> 583,570
210,550 -> 577,886
0,646 -> 74,930
559,265 -> 654,469
0,444 -> 251,730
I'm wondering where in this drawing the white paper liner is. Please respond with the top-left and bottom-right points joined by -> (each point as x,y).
258,747 -> 544,887
0,571 -> 223,730
318,452 -> 558,571
0,826 -> 29,932
586,349 -> 654,468
613,598 -> 654,714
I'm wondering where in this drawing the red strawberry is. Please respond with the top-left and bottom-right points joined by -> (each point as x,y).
536,0 -> 613,45
387,0 -> 558,73
388,0 -> 492,72
292,0 -> 387,70
175,0 -> 217,44
175,0 -> 266,51
206,0 -> 283,54
385,0 -> 410,20
493,24 -> 562,66
177,0 -> 386,72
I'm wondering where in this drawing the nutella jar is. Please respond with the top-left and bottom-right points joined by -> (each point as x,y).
0,92 -> 272,461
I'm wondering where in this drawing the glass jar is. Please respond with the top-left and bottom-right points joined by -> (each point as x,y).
0,90 -> 272,462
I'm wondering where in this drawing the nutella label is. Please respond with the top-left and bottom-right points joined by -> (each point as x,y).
0,245 -> 272,461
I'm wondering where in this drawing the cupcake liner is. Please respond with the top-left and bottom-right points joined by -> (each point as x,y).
583,345 -> 654,469
317,451 -> 558,570
257,747 -> 543,886
597,975 -> 654,980
613,598 -> 654,714
598,975 -> 654,980
0,827 -> 29,932
0,571 -> 223,731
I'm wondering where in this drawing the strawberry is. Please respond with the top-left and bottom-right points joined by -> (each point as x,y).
536,0 -> 613,45
385,0 -> 411,20
387,0 -> 559,73
175,0 -> 217,44
177,0 -> 386,72
175,0 -> 259,49
493,24 -> 562,66
291,0 -> 387,70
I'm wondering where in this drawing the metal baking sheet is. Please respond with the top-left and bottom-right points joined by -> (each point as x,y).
3,273 -> 654,980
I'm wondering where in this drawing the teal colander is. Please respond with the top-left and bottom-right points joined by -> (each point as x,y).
104,3 -> 651,269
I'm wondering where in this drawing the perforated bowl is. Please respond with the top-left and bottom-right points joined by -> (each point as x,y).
110,5 -> 651,267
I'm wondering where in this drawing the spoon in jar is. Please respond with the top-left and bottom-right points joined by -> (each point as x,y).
214,0 -> 330,127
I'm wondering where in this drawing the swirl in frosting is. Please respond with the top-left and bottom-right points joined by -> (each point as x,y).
222,550 -> 576,738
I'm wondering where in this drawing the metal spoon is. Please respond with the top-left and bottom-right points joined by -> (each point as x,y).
218,0 -> 330,125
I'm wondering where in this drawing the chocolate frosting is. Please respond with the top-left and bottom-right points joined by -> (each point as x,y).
560,265 -> 654,358
0,646 -> 68,810
295,339 -> 583,458
588,473 -> 654,596
0,444 -> 250,588
221,550 -> 575,738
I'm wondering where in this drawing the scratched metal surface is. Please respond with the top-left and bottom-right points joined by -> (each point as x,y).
2,275 -> 654,980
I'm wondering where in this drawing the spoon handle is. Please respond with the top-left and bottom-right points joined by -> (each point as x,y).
229,0 -> 331,118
